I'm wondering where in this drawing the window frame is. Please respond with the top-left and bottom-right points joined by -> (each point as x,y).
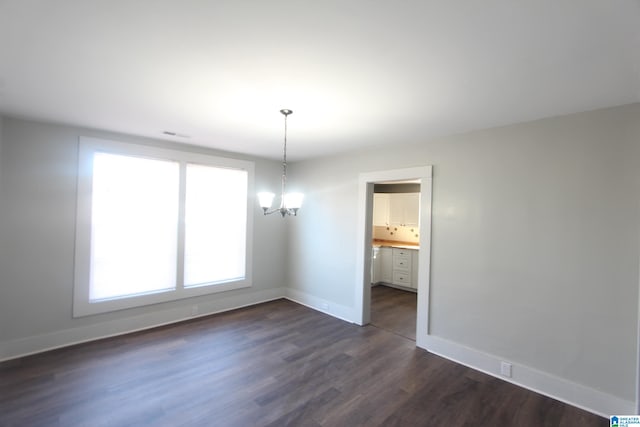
73,136 -> 254,317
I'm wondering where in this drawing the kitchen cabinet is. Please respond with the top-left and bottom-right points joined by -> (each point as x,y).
388,193 -> 420,227
371,247 -> 381,283
392,248 -> 413,289
373,246 -> 418,291
411,249 -> 419,289
373,193 -> 390,226
379,246 -> 393,283
373,192 -> 419,228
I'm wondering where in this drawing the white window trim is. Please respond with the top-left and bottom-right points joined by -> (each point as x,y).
74,136 -> 255,317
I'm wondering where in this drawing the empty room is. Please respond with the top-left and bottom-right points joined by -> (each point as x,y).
1,1 -> 639,426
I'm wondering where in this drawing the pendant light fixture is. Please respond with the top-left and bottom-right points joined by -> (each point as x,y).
258,109 -> 303,217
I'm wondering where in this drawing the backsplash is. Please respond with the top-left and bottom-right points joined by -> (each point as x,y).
373,225 -> 420,244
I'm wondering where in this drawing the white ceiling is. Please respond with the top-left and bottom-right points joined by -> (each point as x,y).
0,1 -> 638,161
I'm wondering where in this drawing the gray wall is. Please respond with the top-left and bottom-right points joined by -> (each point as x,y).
0,116 -> 5,340
288,103 -> 640,402
0,117 -> 287,353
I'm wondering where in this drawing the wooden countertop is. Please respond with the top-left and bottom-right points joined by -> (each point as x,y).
372,239 -> 420,250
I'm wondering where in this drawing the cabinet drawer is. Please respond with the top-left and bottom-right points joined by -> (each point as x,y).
392,256 -> 411,270
392,248 -> 413,257
393,271 -> 412,285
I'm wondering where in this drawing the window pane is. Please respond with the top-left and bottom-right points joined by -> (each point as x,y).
90,153 -> 179,301
184,164 -> 247,287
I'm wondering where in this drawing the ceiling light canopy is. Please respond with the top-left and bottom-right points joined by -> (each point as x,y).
258,109 -> 303,217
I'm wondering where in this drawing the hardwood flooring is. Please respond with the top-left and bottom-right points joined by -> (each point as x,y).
0,299 -> 606,426
370,284 -> 417,341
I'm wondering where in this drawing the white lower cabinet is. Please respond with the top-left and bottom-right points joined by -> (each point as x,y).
392,270 -> 412,286
379,247 -> 393,283
392,248 -> 412,288
411,249 -> 419,289
371,247 -> 381,284
373,246 -> 418,291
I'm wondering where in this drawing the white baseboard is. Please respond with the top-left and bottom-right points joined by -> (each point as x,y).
420,334 -> 634,418
0,287 -> 286,362
285,288 -> 356,324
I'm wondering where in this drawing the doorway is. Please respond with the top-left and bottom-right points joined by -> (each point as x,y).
370,181 -> 420,340
354,166 -> 432,349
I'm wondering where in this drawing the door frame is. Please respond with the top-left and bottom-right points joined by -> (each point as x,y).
354,166 -> 433,348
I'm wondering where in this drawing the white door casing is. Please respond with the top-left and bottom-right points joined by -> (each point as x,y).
354,165 -> 433,348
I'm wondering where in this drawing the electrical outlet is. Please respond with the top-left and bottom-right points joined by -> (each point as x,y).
500,361 -> 512,378
191,305 -> 199,316
320,302 -> 329,311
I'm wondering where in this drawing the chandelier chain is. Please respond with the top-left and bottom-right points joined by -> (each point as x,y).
281,112 -> 288,206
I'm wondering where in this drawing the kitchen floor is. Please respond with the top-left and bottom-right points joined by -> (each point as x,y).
370,284 -> 417,341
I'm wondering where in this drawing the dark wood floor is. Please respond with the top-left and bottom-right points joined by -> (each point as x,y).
0,299 -> 605,426
371,284 -> 417,341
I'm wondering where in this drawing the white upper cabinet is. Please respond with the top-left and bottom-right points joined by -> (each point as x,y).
388,193 -> 420,227
373,193 -> 390,226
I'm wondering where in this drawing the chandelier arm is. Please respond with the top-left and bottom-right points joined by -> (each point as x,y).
262,206 -> 294,216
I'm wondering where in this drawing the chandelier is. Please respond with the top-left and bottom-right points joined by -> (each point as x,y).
258,109 -> 303,217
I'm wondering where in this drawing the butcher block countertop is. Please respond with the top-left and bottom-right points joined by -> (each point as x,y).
372,239 -> 420,250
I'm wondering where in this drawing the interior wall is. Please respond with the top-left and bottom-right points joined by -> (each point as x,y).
288,103 -> 640,404
0,116 -> 287,357
0,116 -> 5,340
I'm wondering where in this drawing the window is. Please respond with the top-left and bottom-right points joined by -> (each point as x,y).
184,164 -> 247,287
89,153 -> 180,302
74,137 -> 254,317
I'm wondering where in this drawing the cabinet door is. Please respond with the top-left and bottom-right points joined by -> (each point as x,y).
388,194 -> 404,226
373,193 -> 390,226
411,249 -> 419,289
403,193 -> 420,227
379,247 -> 393,283
371,247 -> 382,283
388,193 -> 420,227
